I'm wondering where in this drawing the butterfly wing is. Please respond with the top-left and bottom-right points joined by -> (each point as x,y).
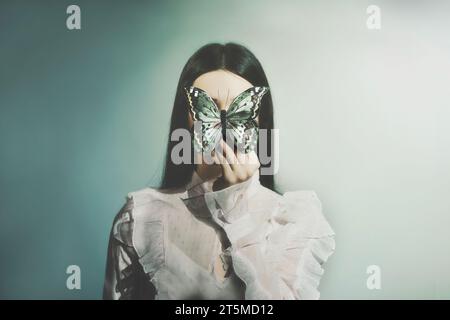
184,86 -> 222,153
226,86 -> 269,153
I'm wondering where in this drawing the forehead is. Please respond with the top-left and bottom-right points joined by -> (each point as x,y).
192,70 -> 253,101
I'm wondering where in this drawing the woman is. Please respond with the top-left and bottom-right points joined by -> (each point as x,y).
103,43 -> 335,300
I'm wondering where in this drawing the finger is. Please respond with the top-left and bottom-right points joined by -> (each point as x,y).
235,151 -> 252,178
220,140 -> 239,165
221,140 -> 250,180
236,150 -> 251,165
247,151 -> 260,168
215,148 -> 236,183
220,140 -> 240,168
236,150 -> 260,177
212,152 -> 220,165
202,151 -> 215,165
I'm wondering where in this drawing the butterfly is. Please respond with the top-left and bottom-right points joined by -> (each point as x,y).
184,86 -> 269,154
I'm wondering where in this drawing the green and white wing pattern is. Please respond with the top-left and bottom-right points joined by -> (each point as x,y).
184,86 -> 222,153
226,86 -> 269,153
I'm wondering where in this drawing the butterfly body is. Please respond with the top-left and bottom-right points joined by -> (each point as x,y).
220,109 -> 227,140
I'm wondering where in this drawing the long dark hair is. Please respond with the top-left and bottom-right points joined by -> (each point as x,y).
160,43 -> 276,192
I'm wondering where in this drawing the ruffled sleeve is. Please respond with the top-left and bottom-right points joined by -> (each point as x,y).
198,176 -> 336,300
102,195 -> 157,300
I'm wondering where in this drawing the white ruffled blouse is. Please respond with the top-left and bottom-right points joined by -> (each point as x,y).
103,170 -> 335,300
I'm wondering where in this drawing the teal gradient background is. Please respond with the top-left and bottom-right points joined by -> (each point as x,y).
1,0 -> 449,299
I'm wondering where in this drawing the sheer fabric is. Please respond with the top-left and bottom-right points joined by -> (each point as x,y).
103,170 -> 335,300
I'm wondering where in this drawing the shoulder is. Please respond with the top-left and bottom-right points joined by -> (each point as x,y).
280,190 -> 324,222
268,188 -> 335,238
110,186 -> 178,245
126,186 -> 177,208
109,196 -> 134,247
125,186 -> 183,220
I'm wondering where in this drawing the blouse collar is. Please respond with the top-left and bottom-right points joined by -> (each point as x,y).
184,169 -> 261,198
180,169 -> 261,224
180,170 -> 260,225
184,170 -> 216,198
